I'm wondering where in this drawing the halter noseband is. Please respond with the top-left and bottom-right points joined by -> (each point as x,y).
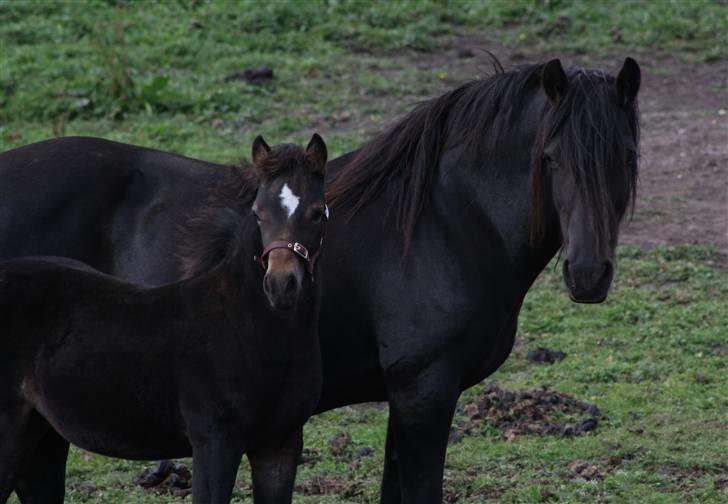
254,206 -> 328,281
255,239 -> 322,281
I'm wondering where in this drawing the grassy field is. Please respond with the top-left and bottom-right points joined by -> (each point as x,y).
2,1 -> 727,502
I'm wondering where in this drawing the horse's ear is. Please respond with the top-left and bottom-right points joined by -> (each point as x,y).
306,133 -> 327,176
542,59 -> 568,103
616,57 -> 641,106
252,135 -> 271,167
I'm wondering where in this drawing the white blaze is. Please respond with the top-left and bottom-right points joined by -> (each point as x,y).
279,183 -> 300,218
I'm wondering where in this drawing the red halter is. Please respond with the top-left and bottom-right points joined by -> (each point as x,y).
254,206 -> 328,281
255,239 -> 322,281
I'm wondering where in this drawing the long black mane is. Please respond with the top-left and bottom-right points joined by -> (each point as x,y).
327,59 -> 639,252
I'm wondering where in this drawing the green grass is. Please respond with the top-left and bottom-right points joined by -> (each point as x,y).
3,1 -> 727,502
8,246 -> 725,503
1,0 -> 725,160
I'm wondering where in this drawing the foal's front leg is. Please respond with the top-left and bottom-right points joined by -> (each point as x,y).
247,426 -> 303,504
190,432 -> 244,504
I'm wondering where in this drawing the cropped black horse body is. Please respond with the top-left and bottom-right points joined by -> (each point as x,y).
0,57 -> 640,502
0,135 -> 329,504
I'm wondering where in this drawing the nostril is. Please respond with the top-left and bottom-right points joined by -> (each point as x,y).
283,275 -> 298,296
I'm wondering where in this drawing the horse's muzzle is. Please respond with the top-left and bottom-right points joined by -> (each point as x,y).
263,270 -> 302,311
563,259 -> 614,303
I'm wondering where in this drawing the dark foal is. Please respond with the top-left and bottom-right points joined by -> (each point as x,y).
0,134 -> 328,504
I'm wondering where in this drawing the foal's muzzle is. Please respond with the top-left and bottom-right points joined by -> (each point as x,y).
263,267 -> 301,311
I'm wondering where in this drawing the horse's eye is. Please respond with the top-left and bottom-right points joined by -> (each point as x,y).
310,208 -> 326,224
543,155 -> 555,170
253,211 -> 262,225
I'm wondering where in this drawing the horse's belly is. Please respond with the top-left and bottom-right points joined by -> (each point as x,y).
26,361 -> 189,460
57,421 -> 191,461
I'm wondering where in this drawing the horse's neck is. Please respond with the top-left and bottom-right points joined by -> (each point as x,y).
197,239 -> 317,340
186,229 -> 264,306
432,118 -> 560,289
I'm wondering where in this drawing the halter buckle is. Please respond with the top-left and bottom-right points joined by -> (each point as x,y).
292,242 -> 309,260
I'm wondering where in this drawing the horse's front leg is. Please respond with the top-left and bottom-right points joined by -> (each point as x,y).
380,358 -> 460,504
247,426 -> 303,504
190,431 -> 244,504
14,429 -> 69,504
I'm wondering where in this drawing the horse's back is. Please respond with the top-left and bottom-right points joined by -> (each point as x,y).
0,136 -> 230,285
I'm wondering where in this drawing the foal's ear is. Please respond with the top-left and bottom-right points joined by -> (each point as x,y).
252,135 -> 271,166
305,133 -> 327,175
616,57 -> 641,106
542,58 -> 568,103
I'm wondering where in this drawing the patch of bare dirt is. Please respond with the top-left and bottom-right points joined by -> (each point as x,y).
451,384 -> 601,443
296,475 -> 364,498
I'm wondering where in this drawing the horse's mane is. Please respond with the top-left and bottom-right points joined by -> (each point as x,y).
177,144 -> 313,279
327,58 -> 639,252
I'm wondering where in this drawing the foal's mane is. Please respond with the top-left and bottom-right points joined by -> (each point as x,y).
327,58 -> 639,252
177,144 -> 311,279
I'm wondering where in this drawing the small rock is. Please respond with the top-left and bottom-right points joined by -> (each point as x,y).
210,118 -> 224,128
577,417 -> 598,433
133,459 -> 174,487
457,48 -> 475,59
299,447 -> 321,465
190,19 -> 204,29
167,473 -> 188,489
173,462 -> 190,478
224,66 -> 274,84
527,347 -> 567,364
354,446 -> 374,458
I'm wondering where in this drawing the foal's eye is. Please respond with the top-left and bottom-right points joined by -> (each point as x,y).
542,155 -> 556,170
310,208 -> 326,224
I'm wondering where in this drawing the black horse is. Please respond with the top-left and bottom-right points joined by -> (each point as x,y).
0,134 -> 329,504
0,57 -> 640,502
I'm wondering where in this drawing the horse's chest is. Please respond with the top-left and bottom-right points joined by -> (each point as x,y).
459,309 -> 520,389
